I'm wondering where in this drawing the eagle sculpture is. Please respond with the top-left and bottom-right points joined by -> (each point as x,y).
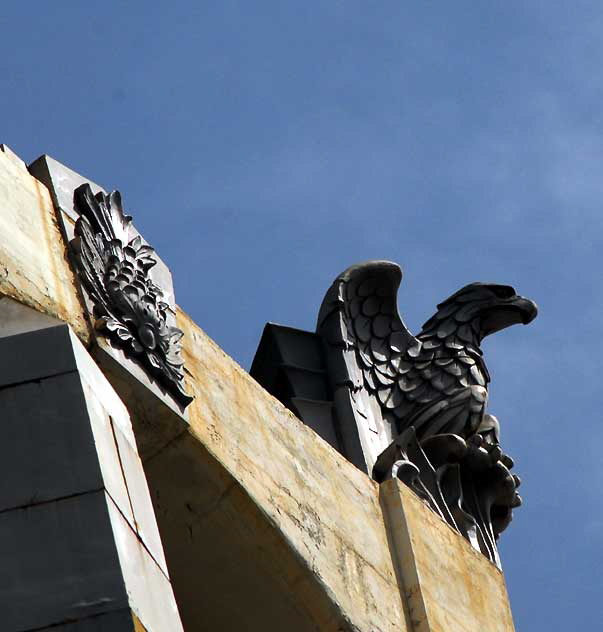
317,261 -> 537,565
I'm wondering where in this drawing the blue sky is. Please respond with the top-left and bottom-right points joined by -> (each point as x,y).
2,2 -> 601,629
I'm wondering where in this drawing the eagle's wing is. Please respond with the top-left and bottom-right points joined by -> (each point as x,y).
317,261 -> 422,437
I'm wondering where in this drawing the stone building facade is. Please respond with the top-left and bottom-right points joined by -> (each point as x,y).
0,144 -> 516,631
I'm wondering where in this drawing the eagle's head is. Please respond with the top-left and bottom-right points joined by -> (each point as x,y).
420,282 -> 538,345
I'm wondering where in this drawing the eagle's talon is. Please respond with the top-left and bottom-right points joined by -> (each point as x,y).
501,454 -> 514,469
488,444 -> 503,463
469,434 -> 484,447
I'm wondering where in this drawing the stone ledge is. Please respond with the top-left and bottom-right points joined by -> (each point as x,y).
380,479 -> 516,632
0,145 -> 89,340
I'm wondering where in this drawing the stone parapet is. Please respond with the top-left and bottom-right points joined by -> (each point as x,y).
381,479 -> 515,632
0,146 -> 89,340
0,145 -> 517,631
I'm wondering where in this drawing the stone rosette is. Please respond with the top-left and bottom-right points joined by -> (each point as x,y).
70,183 -> 192,407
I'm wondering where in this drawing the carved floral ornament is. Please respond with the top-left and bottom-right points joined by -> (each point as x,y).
70,184 -> 193,407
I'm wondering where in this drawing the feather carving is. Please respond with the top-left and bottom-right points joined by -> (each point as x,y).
317,261 -> 537,441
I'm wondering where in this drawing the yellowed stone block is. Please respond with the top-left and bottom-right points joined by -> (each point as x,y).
380,478 -> 515,632
172,308 -> 411,632
0,146 -> 89,340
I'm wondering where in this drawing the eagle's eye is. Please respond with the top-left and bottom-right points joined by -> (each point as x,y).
490,285 -> 516,299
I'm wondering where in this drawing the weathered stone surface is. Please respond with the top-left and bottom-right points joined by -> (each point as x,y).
380,479 -> 516,632
0,146 -> 89,339
150,309 -> 411,632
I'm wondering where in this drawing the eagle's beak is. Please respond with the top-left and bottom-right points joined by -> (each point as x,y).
480,295 -> 538,337
512,296 -> 538,325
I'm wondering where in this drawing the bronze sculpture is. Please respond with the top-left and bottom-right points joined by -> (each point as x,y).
317,261 -> 537,565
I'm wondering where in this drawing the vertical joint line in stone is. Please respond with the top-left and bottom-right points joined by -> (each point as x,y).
379,481 -> 429,632
108,415 -> 139,534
